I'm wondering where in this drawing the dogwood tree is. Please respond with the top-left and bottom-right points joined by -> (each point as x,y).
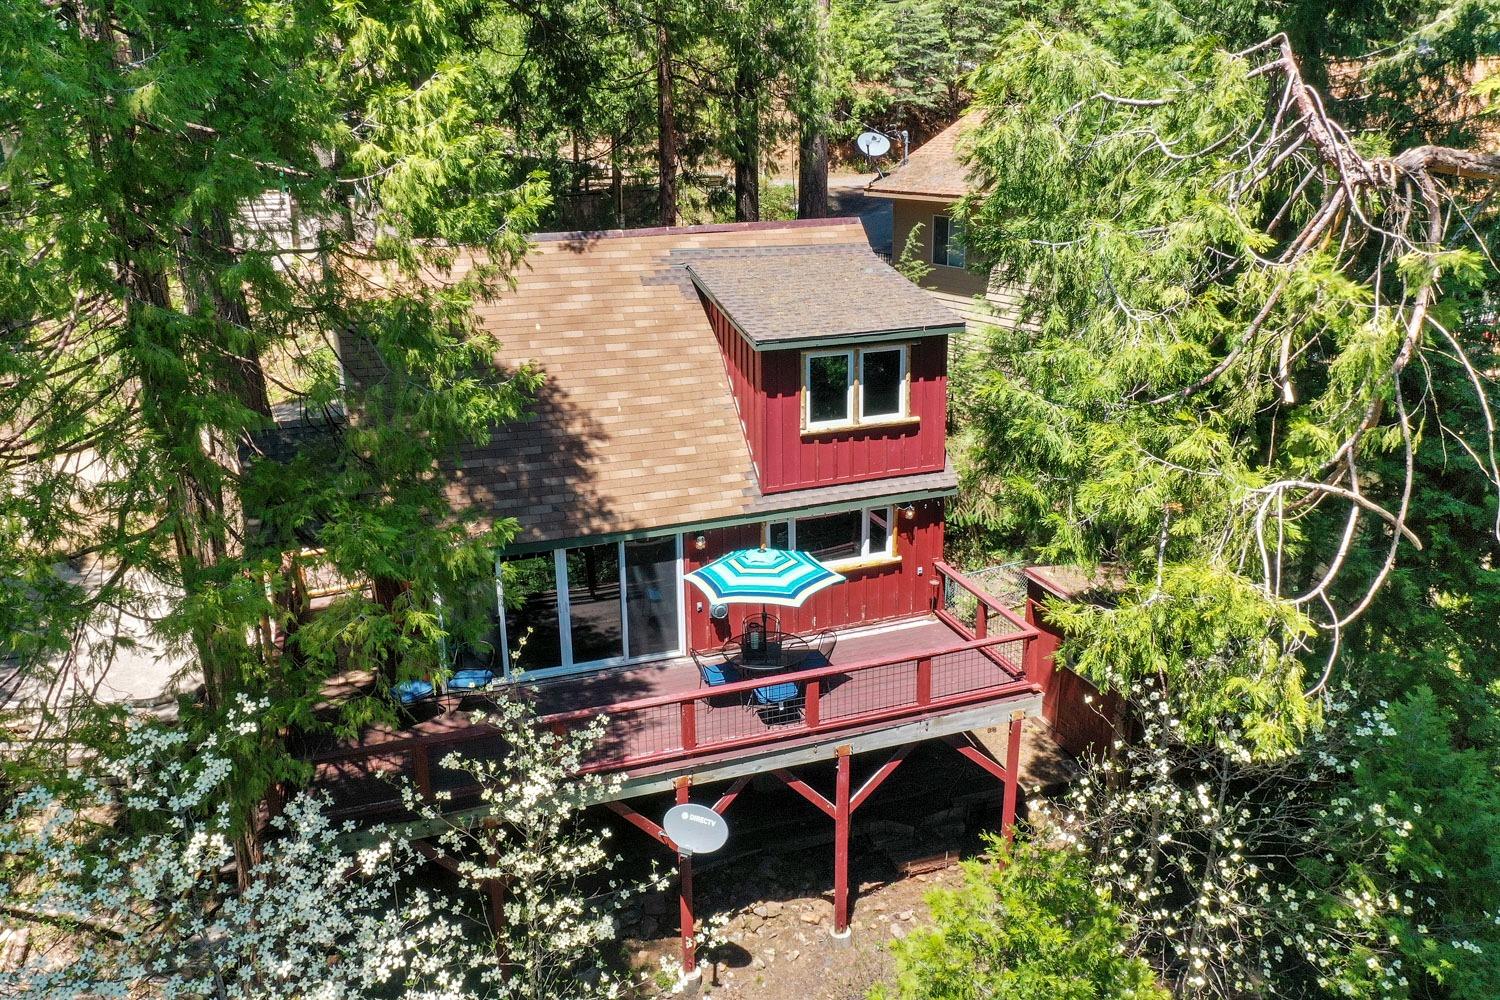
0,696 -> 650,1000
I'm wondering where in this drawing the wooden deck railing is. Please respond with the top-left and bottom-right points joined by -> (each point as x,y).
933,561 -> 1043,682
307,612 -> 1040,821
535,625 -> 1036,776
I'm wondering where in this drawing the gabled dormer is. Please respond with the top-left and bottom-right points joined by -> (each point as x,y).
686,242 -> 960,494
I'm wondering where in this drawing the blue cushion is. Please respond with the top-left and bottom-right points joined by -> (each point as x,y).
700,662 -> 737,687
753,682 -> 799,705
394,679 -> 435,704
448,669 -> 495,691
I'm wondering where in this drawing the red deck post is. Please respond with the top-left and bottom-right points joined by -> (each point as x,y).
832,746 -> 852,938
411,746 -> 433,802
675,778 -> 697,976
1002,710 -> 1024,840
915,656 -> 932,706
680,699 -> 697,751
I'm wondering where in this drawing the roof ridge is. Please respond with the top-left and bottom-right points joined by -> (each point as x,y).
529,217 -> 863,244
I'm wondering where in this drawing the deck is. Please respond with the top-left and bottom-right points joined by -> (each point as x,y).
302,562 -> 1041,822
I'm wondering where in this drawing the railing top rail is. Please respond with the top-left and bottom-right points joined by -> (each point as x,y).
308,617 -> 1036,765
933,560 -> 1037,636
536,627 -> 1031,726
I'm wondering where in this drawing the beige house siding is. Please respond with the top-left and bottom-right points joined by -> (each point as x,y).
891,199 -> 988,299
888,197 -> 1027,361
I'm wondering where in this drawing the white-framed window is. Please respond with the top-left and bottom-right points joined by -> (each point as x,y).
802,345 -> 909,430
765,506 -> 896,569
804,349 -> 855,428
932,214 -> 966,268
495,534 -> 684,678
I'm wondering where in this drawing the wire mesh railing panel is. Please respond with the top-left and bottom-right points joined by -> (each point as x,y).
587,703 -> 683,766
693,693 -> 783,748
942,576 -> 980,636
316,751 -> 409,815
820,659 -> 918,723
931,641 -> 1026,700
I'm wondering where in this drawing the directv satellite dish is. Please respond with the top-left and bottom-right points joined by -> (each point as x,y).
663,803 -> 729,856
856,130 -> 892,158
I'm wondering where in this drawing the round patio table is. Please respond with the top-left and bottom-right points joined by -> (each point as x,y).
723,632 -> 813,673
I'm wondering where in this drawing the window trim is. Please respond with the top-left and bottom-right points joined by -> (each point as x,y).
763,505 -> 900,572
801,344 -> 912,433
803,348 -> 856,430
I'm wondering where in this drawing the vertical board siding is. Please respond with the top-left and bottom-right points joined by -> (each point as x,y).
683,500 -> 946,651
759,338 -> 947,493
702,298 -> 949,494
703,294 -> 764,480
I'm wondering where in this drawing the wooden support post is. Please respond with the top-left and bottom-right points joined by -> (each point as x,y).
676,778 -> 697,976
680,699 -> 697,751
915,656 -> 932,707
1002,710 -> 1024,841
805,678 -> 821,728
832,746 -> 852,939
412,746 -> 433,803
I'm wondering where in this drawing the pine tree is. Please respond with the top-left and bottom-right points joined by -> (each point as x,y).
1,0 -> 547,867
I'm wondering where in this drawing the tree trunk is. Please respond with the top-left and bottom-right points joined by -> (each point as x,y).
655,11 -> 678,227
610,135 -> 624,228
733,67 -> 760,222
797,129 -> 828,219
178,209 -> 273,419
796,0 -> 831,219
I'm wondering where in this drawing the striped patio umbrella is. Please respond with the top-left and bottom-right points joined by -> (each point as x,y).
684,547 -> 846,608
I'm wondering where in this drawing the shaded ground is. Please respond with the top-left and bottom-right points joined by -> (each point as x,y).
613,725 -> 1076,998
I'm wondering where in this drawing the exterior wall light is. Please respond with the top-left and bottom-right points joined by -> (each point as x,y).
899,504 -> 917,520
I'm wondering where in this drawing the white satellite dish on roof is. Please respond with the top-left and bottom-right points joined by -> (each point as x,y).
856,130 -> 892,158
663,803 -> 730,856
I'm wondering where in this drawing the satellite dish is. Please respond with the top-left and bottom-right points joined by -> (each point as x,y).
856,131 -> 892,158
663,803 -> 730,856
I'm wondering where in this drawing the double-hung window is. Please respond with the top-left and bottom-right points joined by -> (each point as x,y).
932,214 -> 966,268
765,506 -> 895,569
803,345 -> 909,430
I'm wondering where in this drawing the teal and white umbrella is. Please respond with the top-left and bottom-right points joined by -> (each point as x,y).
684,547 -> 846,608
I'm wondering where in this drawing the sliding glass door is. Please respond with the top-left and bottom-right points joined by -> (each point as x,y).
498,535 -> 682,677
623,536 -> 680,659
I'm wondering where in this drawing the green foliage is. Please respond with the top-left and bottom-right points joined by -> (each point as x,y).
872,837 -> 1168,1000
0,0 -> 545,822
830,0 -> 1020,140
951,2 -> 1498,751
896,221 -> 936,284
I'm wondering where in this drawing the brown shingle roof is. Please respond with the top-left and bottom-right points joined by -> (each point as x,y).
866,113 -> 981,201
407,220 -> 954,545
684,245 -> 960,346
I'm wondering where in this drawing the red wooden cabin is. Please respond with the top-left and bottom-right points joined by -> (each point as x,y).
315,219 -> 1057,982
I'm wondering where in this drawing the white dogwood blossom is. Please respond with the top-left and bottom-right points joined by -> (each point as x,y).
1,693 -> 658,1000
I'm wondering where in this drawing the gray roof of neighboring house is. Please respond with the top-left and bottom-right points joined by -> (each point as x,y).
683,244 -> 960,347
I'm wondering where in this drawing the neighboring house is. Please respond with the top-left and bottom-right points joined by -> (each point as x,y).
315,218 -> 1070,979
865,114 -> 1025,354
